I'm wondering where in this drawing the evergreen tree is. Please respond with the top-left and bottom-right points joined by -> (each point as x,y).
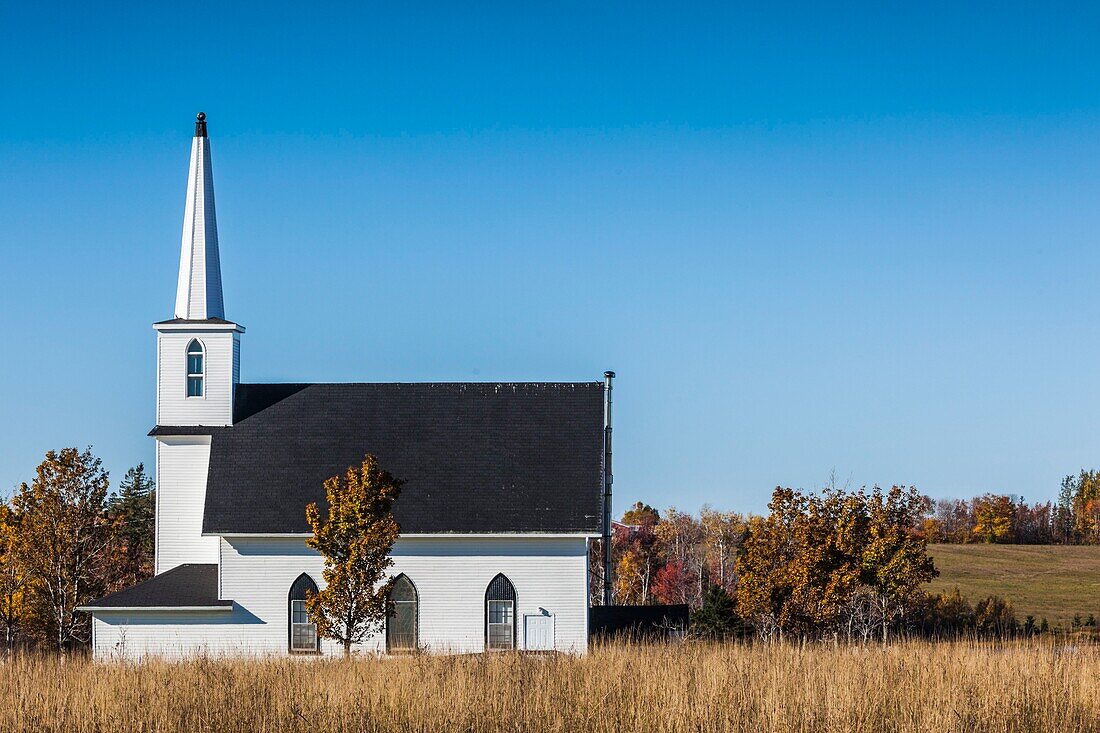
108,464 -> 156,587
1055,474 -> 1077,543
690,583 -> 743,640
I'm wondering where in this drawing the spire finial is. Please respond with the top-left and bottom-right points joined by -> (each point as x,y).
195,112 -> 207,138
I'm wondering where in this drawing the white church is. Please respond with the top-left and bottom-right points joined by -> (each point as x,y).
82,114 -> 613,659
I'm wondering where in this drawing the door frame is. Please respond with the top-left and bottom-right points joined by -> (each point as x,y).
523,610 -> 555,651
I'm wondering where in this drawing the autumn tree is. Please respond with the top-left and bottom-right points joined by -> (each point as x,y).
974,595 -> 1017,637
860,486 -> 938,642
970,494 -> 1016,543
914,587 -> 974,638
0,502 -> 27,653
621,502 -> 660,527
614,552 -> 646,605
920,516 -> 944,543
651,560 -> 698,606
810,489 -> 870,637
14,447 -> 115,651
735,488 -> 805,640
737,485 -> 937,642
1013,498 -> 1052,544
932,498 -> 974,543
107,463 -> 156,589
305,454 -> 403,656
1072,470 -> 1100,543
613,503 -> 662,604
699,507 -> 745,592
654,507 -> 704,606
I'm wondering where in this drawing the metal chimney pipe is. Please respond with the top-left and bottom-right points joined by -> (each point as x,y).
602,370 -> 615,606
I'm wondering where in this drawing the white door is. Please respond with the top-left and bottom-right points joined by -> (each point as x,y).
524,613 -> 554,651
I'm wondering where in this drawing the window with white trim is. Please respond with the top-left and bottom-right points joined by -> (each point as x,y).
186,339 -> 204,397
485,574 -> 516,651
288,574 -> 319,653
386,574 -> 418,653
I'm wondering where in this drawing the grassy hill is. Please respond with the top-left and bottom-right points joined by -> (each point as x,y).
927,544 -> 1100,628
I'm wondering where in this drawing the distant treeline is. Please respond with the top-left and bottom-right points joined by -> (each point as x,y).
924,470 -> 1100,545
594,472 -> 1100,640
596,468 -> 1100,612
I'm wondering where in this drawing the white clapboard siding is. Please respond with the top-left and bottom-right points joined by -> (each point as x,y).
92,610 -> 275,660
155,329 -> 237,426
216,535 -> 590,656
94,535 -> 588,659
155,438 -> 219,573
232,338 -> 240,385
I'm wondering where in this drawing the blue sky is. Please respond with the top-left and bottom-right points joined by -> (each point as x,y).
3,2 -> 1100,513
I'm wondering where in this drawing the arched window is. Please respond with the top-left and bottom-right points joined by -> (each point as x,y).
485,574 -> 516,651
288,574 -> 319,653
386,574 -> 418,653
186,339 -> 204,397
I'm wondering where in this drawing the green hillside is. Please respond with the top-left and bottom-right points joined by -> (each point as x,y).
927,544 -> 1100,628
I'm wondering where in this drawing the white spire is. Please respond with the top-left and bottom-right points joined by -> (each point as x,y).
174,112 -> 225,320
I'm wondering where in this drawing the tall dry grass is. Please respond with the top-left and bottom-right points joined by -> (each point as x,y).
1,640 -> 1098,732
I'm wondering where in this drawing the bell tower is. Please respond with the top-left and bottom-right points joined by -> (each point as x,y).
152,113 -> 243,573
153,112 -> 244,429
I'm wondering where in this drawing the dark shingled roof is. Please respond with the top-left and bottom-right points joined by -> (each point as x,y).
80,564 -> 230,609
202,382 -> 605,535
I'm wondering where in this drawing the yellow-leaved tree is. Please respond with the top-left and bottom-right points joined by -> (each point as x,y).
305,454 -> 403,656
1073,470 -> 1100,543
860,485 -> 938,642
0,502 -> 27,653
970,494 -> 1016,543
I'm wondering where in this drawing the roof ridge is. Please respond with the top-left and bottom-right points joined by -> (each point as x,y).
236,381 -> 603,386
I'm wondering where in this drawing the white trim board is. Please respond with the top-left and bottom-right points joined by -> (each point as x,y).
78,606 -> 234,612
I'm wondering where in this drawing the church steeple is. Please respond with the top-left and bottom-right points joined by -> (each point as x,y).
174,111 -> 224,320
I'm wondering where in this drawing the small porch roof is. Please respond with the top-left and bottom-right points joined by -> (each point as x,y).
79,564 -> 232,612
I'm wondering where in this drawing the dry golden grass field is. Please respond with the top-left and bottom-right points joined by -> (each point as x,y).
928,544 -> 1100,627
3,642 -> 1099,733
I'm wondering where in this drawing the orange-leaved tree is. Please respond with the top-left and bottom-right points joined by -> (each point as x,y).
305,454 -> 403,656
0,502 -> 27,653
735,488 -> 805,640
14,447 -> 116,651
